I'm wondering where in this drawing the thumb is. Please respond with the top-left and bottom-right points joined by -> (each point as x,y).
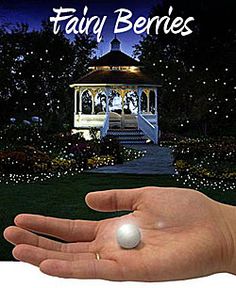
85,188 -> 143,212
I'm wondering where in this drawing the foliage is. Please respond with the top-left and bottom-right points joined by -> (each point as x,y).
0,22 -> 97,131
87,155 -> 115,169
0,125 -> 144,183
134,0 -> 236,137
89,128 -> 99,141
100,136 -> 124,164
167,137 -> 236,181
51,158 -> 77,172
0,146 -> 51,173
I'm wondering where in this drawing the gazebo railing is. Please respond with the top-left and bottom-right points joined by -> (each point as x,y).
142,114 -> 158,125
100,113 -> 110,138
74,114 -> 106,128
138,114 -> 159,144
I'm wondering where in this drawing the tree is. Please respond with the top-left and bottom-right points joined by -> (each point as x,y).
134,0 -> 236,136
0,21 -> 97,131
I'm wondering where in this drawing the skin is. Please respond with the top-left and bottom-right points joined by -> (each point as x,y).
3,187 -> 236,281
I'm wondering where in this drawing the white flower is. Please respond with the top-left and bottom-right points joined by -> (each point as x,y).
10,118 -> 16,123
32,116 -> 40,123
23,120 -> 31,125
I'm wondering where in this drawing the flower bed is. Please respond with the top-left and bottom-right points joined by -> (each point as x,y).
162,137 -> 236,192
0,125 -> 145,184
87,155 -> 115,169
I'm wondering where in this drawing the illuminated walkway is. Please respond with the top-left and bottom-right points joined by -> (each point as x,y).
89,145 -> 175,175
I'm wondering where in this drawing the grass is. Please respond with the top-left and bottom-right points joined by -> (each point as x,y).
0,173 -> 235,261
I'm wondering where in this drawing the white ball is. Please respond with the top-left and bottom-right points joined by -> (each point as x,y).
116,224 -> 141,249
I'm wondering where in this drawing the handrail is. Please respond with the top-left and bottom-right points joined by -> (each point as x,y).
75,114 -> 106,128
100,113 -> 110,138
138,114 -> 159,144
142,114 -> 158,120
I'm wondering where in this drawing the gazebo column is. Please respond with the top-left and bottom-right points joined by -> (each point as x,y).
155,87 -> 158,115
90,89 -> 97,115
121,91 -> 125,115
138,87 -> 143,114
122,99 -> 124,115
117,88 -> 127,115
74,89 -> 78,127
143,89 -> 150,114
105,87 -> 111,113
78,89 -> 83,114
147,94 -> 150,114
74,89 -> 78,115
92,96 -> 95,114
121,90 -> 126,129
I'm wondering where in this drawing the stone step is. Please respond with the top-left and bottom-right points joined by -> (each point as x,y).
112,136 -> 147,141
119,140 -> 148,145
107,129 -> 149,145
107,130 -> 145,136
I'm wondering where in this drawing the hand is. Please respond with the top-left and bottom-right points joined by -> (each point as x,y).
4,187 -> 236,281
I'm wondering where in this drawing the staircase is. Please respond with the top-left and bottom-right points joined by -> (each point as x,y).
106,129 -> 149,145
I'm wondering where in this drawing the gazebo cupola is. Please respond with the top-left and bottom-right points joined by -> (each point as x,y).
70,37 -> 161,144
111,36 -> 121,51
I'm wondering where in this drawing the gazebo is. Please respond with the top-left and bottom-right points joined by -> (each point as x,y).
70,37 -> 161,144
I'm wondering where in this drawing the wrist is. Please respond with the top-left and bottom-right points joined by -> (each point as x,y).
220,203 -> 236,274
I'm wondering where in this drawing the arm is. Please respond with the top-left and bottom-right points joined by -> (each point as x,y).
220,203 -> 236,275
4,187 -> 236,281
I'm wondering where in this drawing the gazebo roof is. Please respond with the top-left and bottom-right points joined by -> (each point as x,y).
71,38 -> 160,88
90,51 -> 141,67
74,69 -> 159,86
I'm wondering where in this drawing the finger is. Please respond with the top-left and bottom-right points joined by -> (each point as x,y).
13,244 -> 95,267
86,188 -> 143,212
14,214 -> 98,242
40,259 -> 123,280
4,226 -> 63,251
4,226 -> 90,253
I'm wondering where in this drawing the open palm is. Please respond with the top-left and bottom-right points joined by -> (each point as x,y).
4,187 -> 231,281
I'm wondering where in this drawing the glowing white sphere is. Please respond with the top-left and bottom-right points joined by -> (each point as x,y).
116,224 -> 141,249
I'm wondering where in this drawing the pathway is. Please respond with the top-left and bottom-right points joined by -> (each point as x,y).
89,145 -> 175,175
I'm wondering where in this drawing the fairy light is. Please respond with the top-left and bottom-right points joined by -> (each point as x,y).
0,133 -> 145,185
163,137 -> 236,194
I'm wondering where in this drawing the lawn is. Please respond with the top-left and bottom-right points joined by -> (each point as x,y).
0,172 -> 235,261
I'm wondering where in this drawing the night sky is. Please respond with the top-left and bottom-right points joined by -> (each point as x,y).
0,0 -> 162,56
